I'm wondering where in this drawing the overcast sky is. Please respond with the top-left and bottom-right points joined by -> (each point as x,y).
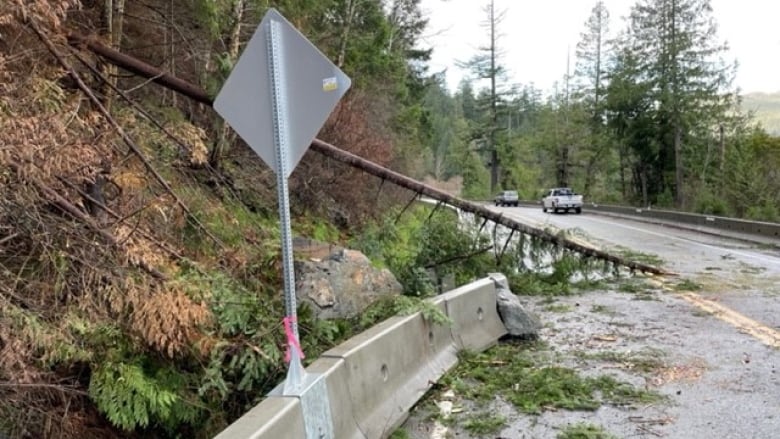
419,0 -> 780,95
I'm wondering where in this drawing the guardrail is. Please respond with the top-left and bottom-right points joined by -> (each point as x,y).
503,199 -> 780,242
215,276 -> 508,439
586,204 -> 780,239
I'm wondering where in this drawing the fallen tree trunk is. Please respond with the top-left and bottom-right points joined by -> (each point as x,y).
67,33 -> 213,106
65,32 -> 667,275
310,139 -> 665,273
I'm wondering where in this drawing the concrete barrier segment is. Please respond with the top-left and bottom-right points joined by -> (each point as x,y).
304,357 -> 363,439
439,277 -> 508,352
586,204 -> 780,240
214,277 -> 505,439
424,295 -> 460,379
213,395 -> 305,439
321,310 -> 455,439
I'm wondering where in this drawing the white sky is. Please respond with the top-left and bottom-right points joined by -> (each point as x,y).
419,0 -> 780,95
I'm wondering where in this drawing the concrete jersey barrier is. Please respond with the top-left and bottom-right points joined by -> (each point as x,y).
583,203 -> 780,241
214,275 -> 509,439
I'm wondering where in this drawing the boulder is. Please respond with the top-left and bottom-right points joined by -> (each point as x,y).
489,273 -> 542,338
294,238 -> 403,320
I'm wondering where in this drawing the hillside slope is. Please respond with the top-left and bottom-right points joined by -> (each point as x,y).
0,2 -> 417,438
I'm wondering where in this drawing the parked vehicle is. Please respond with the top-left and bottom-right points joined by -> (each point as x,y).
542,187 -> 583,214
494,190 -> 519,207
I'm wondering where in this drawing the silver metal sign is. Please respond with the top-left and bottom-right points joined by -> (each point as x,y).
213,9 -> 351,177
213,8 -> 351,439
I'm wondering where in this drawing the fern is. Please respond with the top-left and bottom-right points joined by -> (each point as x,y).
198,349 -> 230,400
192,270 -> 287,400
89,362 -> 179,431
297,303 -> 350,359
418,301 -> 453,326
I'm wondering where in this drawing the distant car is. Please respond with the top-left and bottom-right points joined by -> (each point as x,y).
494,190 -> 519,207
542,187 -> 583,214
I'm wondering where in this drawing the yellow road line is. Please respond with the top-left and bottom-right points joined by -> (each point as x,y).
678,292 -> 780,348
648,279 -> 780,349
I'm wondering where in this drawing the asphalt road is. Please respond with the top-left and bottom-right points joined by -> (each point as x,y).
403,206 -> 780,439
495,206 -> 780,334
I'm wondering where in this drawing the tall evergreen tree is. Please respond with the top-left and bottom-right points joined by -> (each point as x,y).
457,0 -> 507,193
422,75 -> 460,180
498,86 -> 545,198
456,80 -> 481,124
622,0 -> 734,207
574,1 -> 613,195
450,80 -> 491,197
575,1 -> 611,121
606,44 -> 657,204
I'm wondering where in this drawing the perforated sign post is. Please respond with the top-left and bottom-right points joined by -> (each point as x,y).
213,8 -> 350,439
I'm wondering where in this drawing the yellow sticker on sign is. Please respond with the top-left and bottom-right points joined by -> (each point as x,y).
322,77 -> 338,92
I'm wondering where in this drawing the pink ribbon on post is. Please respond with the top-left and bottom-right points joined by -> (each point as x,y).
283,316 -> 305,363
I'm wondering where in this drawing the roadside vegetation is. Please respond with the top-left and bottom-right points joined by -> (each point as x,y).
413,342 -> 663,436
674,279 -> 704,291
575,348 -> 667,374
461,413 -> 507,436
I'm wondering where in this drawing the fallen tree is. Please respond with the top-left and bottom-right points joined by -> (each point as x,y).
65,32 -> 666,276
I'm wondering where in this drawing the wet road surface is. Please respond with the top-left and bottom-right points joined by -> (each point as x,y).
499,206 -> 780,338
403,206 -> 780,439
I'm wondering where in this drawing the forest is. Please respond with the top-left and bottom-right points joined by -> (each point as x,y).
427,0 -> 780,219
0,0 -> 778,438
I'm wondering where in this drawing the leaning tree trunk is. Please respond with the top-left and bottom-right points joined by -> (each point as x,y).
63,31 -> 668,275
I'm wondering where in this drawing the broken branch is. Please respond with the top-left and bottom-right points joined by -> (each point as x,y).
32,22 -> 225,250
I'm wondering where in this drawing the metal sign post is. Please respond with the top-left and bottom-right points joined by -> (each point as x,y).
266,17 -> 305,393
213,8 -> 351,439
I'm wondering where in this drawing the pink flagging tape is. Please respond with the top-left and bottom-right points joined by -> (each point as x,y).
283,316 -> 305,363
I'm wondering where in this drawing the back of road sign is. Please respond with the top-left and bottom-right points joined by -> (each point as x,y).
213,8 -> 351,177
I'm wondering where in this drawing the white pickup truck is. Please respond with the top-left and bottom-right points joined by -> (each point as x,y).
542,187 -> 583,214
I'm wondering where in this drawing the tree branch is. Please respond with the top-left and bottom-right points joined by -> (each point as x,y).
424,245 -> 494,270
32,22 -> 225,250
7,159 -> 167,280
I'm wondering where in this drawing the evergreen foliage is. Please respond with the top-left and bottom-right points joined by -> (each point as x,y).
418,0 -> 778,219
610,0 -> 736,207
88,361 -> 194,431
456,0 -> 509,194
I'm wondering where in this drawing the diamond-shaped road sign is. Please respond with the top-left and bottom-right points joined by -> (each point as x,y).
213,8 -> 351,177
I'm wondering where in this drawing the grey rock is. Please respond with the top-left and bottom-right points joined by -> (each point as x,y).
489,272 -> 542,338
295,244 -> 403,320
